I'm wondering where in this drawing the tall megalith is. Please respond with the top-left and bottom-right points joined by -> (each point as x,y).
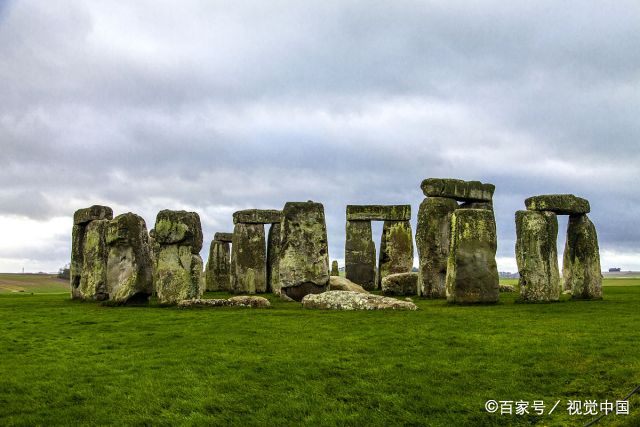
278,201 -> 330,301
205,234 -> 232,292
376,220 -> 413,289
345,220 -> 376,290
266,223 -> 281,294
230,223 -> 266,294
563,214 -> 602,300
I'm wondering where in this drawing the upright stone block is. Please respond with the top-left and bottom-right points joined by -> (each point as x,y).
78,219 -> 110,301
345,220 -> 376,290
376,220 -> 414,289
331,260 -> 339,276
205,240 -> 231,292
415,197 -> 458,298
230,223 -> 267,294
266,223 -> 281,294
563,214 -> 602,299
154,210 -> 204,304
515,210 -> 561,302
446,209 -> 499,303
278,201 -> 330,301
105,213 -> 154,303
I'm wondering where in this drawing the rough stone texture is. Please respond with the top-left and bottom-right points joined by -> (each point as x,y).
70,224 -> 84,298
105,213 -> 154,303
278,201 -> 330,302
345,220 -> 376,290
205,240 -> 230,292
330,260 -> 339,276
376,220 -> 414,289
154,210 -> 203,254
233,209 -> 282,225
302,291 -> 417,311
329,276 -> 368,293
525,194 -> 590,215
515,210 -> 561,302
346,205 -> 411,221
415,197 -> 458,298
155,244 -> 203,304
446,209 -> 499,303
266,223 -> 281,294
421,178 -> 495,202
214,232 -> 234,243
147,229 -> 160,269
230,223 -> 267,294
500,284 -> 516,293
73,205 -> 113,225
381,272 -> 418,296
77,219 -> 110,301
177,296 -> 270,308
563,214 -> 603,299
459,201 -> 493,210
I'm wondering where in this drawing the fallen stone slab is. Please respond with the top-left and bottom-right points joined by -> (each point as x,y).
73,205 -> 114,225
381,272 -> 418,296
214,232 -> 233,243
177,296 -> 271,308
233,209 -> 282,224
499,284 -> 516,293
525,194 -> 590,215
346,205 -> 411,221
302,291 -> 417,310
329,276 -> 368,293
421,178 -> 495,202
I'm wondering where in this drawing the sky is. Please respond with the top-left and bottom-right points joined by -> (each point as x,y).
0,0 -> 639,273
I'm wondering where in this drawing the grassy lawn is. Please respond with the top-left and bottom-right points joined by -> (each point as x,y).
0,279 -> 638,426
0,273 -> 68,294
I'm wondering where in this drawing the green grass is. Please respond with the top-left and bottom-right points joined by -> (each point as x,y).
0,280 -> 639,426
0,273 -> 68,294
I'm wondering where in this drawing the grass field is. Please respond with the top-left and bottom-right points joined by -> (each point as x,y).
0,277 -> 639,426
0,273 -> 68,294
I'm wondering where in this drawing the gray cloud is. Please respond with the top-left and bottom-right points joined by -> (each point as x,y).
0,0 -> 638,272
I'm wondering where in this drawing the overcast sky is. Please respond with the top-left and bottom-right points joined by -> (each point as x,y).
1,0 -> 639,273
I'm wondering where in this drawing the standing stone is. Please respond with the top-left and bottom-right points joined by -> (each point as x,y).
230,223 -> 267,294
345,220 -> 376,290
331,260 -> 339,276
78,219 -> 110,301
266,223 -> 281,294
205,240 -> 231,292
105,213 -> 154,303
515,210 -> 561,302
415,197 -> 458,298
148,228 -> 160,270
154,210 -> 204,304
563,214 -> 603,299
446,209 -> 499,303
278,201 -> 330,301
376,220 -> 413,289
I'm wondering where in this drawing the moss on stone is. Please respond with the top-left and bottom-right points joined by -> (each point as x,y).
563,214 -> 602,299
525,194 -> 590,215
346,205 -> 411,221
205,240 -> 231,292
230,223 -> 267,294
232,209 -> 282,225
154,210 -> 203,253
421,178 -> 494,202
78,219 -> 109,301
345,220 -> 377,290
330,260 -> 339,276
266,223 -> 281,294
376,220 -> 413,289
73,205 -> 113,225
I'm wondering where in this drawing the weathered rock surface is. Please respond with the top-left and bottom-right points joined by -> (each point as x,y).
330,260 -> 339,276
515,210 -> 561,302
563,214 -> 602,299
278,201 -> 330,301
154,210 -> 203,253
231,223 -> 267,294
205,239 -> 230,292
421,178 -> 495,202
266,222 -> 281,294
525,194 -> 590,215
415,197 -> 458,298
302,291 -> 417,311
345,220 -> 376,290
178,296 -> 271,308
381,272 -> 418,296
233,209 -> 282,224
329,276 -> 368,293
376,220 -> 414,289
73,205 -> 113,225
346,205 -> 411,221
459,201 -> 493,210
77,219 -> 110,301
446,209 -> 499,303
214,232 -> 233,243
499,284 -> 516,293
105,213 -> 154,303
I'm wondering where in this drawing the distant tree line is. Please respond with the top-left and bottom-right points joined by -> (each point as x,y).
58,264 -> 70,280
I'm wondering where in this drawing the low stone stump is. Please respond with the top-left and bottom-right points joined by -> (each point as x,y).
381,272 -> 418,296
515,210 -> 561,302
345,220 -> 376,290
525,194 -> 590,215
329,276 -> 368,293
563,214 -> 603,299
302,291 -> 417,311
178,296 -> 271,308
446,209 -> 499,303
